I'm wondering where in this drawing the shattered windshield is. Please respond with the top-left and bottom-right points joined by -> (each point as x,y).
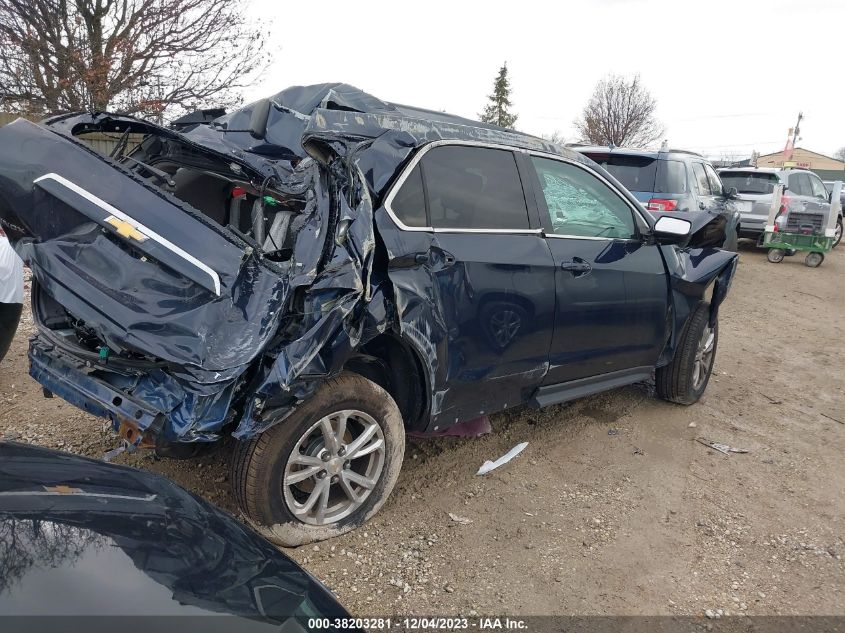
531,157 -> 636,239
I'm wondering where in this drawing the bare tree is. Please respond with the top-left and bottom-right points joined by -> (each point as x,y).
575,74 -> 664,148
834,147 -> 845,162
0,518 -> 104,594
0,0 -> 269,119
542,130 -> 566,145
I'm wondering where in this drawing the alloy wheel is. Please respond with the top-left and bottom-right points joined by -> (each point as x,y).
691,323 -> 715,391
283,410 -> 385,526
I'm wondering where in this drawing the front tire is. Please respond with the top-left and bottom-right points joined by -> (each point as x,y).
833,218 -> 842,248
656,302 -> 718,405
231,372 -> 405,546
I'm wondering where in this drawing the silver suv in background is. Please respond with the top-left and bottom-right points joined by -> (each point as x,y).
573,146 -> 740,251
718,167 -> 843,247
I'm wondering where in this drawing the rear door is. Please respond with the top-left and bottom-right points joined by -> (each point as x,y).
523,154 -> 669,384
0,119 -> 286,372
380,142 -> 556,428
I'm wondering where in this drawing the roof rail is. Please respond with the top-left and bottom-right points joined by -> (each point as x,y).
665,148 -> 704,158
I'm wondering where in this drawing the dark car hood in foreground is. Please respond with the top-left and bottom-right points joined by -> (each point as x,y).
0,442 -> 349,626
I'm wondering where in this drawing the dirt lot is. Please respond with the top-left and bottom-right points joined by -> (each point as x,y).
1,242 -> 844,617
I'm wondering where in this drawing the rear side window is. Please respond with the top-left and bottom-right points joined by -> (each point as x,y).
531,157 -> 636,239
719,171 -> 778,194
391,164 -> 426,227
691,163 -> 711,195
421,145 -> 529,230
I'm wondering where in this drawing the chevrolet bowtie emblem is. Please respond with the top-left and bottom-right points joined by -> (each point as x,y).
44,485 -> 81,494
105,215 -> 148,242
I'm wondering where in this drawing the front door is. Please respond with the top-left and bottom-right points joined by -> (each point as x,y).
522,154 -> 669,385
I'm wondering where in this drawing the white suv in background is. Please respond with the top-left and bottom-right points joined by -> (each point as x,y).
0,227 -> 23,362
718,167 -> 843,247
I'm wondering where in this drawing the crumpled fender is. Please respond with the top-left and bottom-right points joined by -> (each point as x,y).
657,244 -> 738,366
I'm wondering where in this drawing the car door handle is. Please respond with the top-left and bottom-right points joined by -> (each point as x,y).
560,259 -> 592,274
414,249 -> 456,269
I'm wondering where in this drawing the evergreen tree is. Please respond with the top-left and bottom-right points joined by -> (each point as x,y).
480,63 -> 518,129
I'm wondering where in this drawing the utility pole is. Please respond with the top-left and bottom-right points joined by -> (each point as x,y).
789,111 -> 803,158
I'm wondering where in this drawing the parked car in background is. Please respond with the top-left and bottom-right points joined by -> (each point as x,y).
0,84 -> 737,545
0,441 -> 356,627
571,146 -> 740,251
0,227 -> 23,362
719,168 -> 843,248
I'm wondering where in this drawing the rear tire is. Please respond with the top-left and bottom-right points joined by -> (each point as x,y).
656,302 -> 718,405
231,372 -> 405,546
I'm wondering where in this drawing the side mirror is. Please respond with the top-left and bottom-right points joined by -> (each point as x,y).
652,215 -> 692,244
249,98 -> 272,139
727,187 -> 738,199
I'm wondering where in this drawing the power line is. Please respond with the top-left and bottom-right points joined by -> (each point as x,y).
687,140 -> 783,149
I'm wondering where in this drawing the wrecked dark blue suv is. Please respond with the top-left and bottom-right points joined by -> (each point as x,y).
0,84 -> 737,545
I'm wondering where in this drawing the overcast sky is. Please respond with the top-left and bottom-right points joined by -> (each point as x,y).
243,0 -> 844,159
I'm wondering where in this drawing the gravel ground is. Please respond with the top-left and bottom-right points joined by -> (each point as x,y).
1,241 -> 844,616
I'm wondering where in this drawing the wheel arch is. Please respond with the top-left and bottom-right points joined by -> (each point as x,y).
657,246 -> 738,367
343,332 -> 431,433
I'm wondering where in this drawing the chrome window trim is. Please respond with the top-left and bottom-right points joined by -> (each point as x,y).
525,149 -> 653,236
383,139 -> 538,234
383,139 -> 652,240
545,234 -> 638,242
433,227 -> 544,235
